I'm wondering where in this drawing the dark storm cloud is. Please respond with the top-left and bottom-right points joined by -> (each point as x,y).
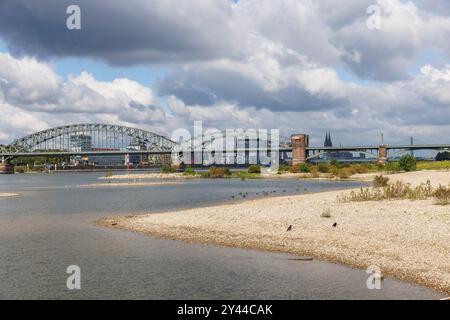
0,0 -> 238,65
157,66 -> 347,111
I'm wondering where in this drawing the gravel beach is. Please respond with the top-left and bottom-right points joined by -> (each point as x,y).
98,171 -> 450,293
0,193 -> 20,197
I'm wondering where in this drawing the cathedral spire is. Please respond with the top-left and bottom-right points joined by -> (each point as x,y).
324,132 -> 333,147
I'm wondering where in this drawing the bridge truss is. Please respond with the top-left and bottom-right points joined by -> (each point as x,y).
2,124 -> 178,155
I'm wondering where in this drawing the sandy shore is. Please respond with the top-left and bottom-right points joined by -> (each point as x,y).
0,192 -> 20,197
82,181 -> 182,188
97,171 -> 450,293
99,173 -> 186,180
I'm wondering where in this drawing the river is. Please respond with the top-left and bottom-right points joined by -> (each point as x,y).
0,172 -> 442,299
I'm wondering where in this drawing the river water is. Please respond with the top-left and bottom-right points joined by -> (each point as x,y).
0,172 -> 443,299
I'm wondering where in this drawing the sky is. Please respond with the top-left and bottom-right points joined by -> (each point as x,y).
1,0 -> 450,146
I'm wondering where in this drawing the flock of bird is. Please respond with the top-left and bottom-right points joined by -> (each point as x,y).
229,186 -> 339,231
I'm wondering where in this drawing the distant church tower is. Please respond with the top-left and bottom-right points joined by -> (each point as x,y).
324,132 -> 333,147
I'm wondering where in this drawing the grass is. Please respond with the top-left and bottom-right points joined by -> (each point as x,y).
161,165 -> 177,173
176,160 -> 450,181
338,179 -> 449,205
373,175 -> 389,188
433,185 -> 450,205
231,171 -> 262,179
321,208 -> 332,218
417,161 -> 450,171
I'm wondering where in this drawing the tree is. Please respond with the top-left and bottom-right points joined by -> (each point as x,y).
399,154 -> 417,172
436,151 -> 450,161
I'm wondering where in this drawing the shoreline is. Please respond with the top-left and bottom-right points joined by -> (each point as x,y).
96,171 -> 450,294
0,193 -> 20,198
81,181 -> 183,188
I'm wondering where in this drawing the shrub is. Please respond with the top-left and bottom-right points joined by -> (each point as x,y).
278,164 -> 291,173
330,166 -> 339,177
436,151 -> 450,161
433,185 -> 450,205
310,166 -> 320,178
15,167 -> 25,173
352,164 -> 369,174
161,165 -> 176,173
373,175 -> 389,188
321,208 -> 332,218
200,172 -> 210,178
183,166 -> 197,176
291,163 -> 310,173
298,164 -> 311,173
248,165 -> 261,174
337,168 -> 351,179
399,154 -> 417,172
209,166 -> 231,178
330,159 -> 340,168
385,162 -> 399,173
317,163 -> 330,173
338,180 -> 433,202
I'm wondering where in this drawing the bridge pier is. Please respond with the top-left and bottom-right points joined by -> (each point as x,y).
0,158 -> 14,174
378,144 -> 387,164
291,134 -> 309,165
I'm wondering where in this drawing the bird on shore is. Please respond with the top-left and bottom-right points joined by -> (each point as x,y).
287,225 -> 293,232
332,222 -> 337,227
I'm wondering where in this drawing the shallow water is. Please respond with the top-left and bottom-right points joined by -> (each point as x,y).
0,172 -> 443,299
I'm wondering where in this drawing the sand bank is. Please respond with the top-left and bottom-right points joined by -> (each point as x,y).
82,181 -> 182,188
98,171 -> 450,293
99,173 -> 185,180
0,193 -> 20,198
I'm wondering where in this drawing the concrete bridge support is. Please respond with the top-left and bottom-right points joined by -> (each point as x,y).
0,158 -> 14,174
291,134 -> 309,165
378,144 -> 387,164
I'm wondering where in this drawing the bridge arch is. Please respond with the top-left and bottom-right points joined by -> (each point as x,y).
6,123 -> 178,153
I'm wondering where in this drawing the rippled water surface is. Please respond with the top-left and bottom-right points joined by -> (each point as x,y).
0,172 -> 443,299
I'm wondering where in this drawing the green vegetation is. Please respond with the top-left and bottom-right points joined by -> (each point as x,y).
317,163 -> 330,173
433,185 -> 450,205
298,164 -> 311,173
277,164 -> 292,173
384,161 -> 400,173
373,175 -> 389,188
161,165 -> 177,173
289,163 -> 311,173
208,166 -> 231,178
338,180 -> 441,203
339,179 -> 450,205
183,166 -> 197,176
247,164 -> 261,174
398,154 -> 417,172
417,160 -> 450,171
436,151 -> 450,161
232,171 -> 262,179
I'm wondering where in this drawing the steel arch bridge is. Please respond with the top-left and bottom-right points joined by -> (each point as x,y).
180,131 -> 291,151
173,130 -> 292,165
0,124 -> 178,154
